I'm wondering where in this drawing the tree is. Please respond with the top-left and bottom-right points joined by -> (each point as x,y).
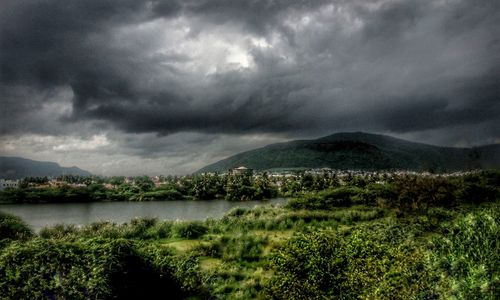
134,176 -> 155,192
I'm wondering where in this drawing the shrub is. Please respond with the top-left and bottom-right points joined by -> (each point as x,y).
430,209 -> 500,299
223,234 -> 266,262
39,224 -> 78,239
456,183 -> 498,204
134,189 -> 184,201
287,187 -> 365,210
392,176 -> 457,213
363,183 -> 397,205
130,217 -> 157,228
79,221 -> 124,239
286,194 -> 323,210
163,253 -> 206,295
266,221 -> 437,299
266,231 -> 346,299
194,241 -> 222,258
0,238 -> 187,299
153,221 -> 173,239
226,207 -> 249,217
0,212 -> 33,243
123,217 -> 158,239
173,221 -> 208,239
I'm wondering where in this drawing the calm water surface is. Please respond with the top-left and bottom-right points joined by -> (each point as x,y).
0,198 -> 287,231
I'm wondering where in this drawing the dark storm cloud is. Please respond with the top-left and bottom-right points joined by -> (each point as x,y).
78,73 -> 308,135
179,0 -> 332,35
1,0 -> 499,146
376,72 -> 500,132
0,0 -> 158,86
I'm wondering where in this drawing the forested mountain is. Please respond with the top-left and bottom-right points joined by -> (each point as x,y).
198,132 -> 500,173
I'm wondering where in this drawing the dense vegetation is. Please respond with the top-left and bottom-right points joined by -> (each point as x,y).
0,173 -> 279,203
198,132 -> 500,173
3,168 -> 497,205
0,171 -> 499,299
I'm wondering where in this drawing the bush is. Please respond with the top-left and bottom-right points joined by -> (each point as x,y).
430,209 -> 500,299
393,176 -> 457,213
456,183 -> 498,204
339,223 -> 436,299
0,238 -> 187,299
287,187 -> 372,210
266,221 -> 438,299
173,221 -> 208,239
133,189 -> 184,201
214,234 -> 267,262
286,194 -> 322,210
363,183 -> 397,205
153,221 -> 173,239
0,212 -> 33,243
130,216 -> 157,228
79,221 -> 124,239
39,224 -> 78,239
323,187 -> 365,206
124,217 -> 158,239
226,207 -> 250,217
266,231 -> 346,299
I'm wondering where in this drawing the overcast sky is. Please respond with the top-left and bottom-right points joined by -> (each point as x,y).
1,0 -> 499,175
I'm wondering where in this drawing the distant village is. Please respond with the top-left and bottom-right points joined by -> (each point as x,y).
0,166 -> 480,191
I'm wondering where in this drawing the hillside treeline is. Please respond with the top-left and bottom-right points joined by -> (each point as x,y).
1,171 -> 499,206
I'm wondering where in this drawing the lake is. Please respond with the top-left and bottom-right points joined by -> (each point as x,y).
0,198 -> 288,231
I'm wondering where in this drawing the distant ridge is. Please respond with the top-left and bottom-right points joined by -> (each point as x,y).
0,156 -> 92,179
197,132 -> 500,173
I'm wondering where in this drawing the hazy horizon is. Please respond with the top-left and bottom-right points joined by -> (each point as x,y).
1,0 -> 499,175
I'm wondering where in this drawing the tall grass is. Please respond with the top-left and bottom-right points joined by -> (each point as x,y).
430,207 -> 499,299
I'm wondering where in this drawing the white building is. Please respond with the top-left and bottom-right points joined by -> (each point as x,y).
0,179 -> 19,190
229,166 -> 253,176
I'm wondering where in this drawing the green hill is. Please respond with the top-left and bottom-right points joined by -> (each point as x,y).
197,132 -> 500,173
0,156 -> 92,179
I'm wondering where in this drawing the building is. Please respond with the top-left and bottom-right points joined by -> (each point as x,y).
0,179 -> 19,190
230,166 -> 253,176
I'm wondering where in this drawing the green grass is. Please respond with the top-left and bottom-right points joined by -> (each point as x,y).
165,239 -> 206,253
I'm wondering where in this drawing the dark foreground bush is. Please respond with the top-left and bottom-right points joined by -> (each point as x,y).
0,212 -> 33,244
0,238 -> 187,299
456,171 -> 500,204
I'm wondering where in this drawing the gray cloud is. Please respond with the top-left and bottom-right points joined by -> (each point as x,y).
0,0 -> 499,174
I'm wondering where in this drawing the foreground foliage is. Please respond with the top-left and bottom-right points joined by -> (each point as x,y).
0,212 -> 33,246
430,209 -> 499,298
0,171 -> 499,299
